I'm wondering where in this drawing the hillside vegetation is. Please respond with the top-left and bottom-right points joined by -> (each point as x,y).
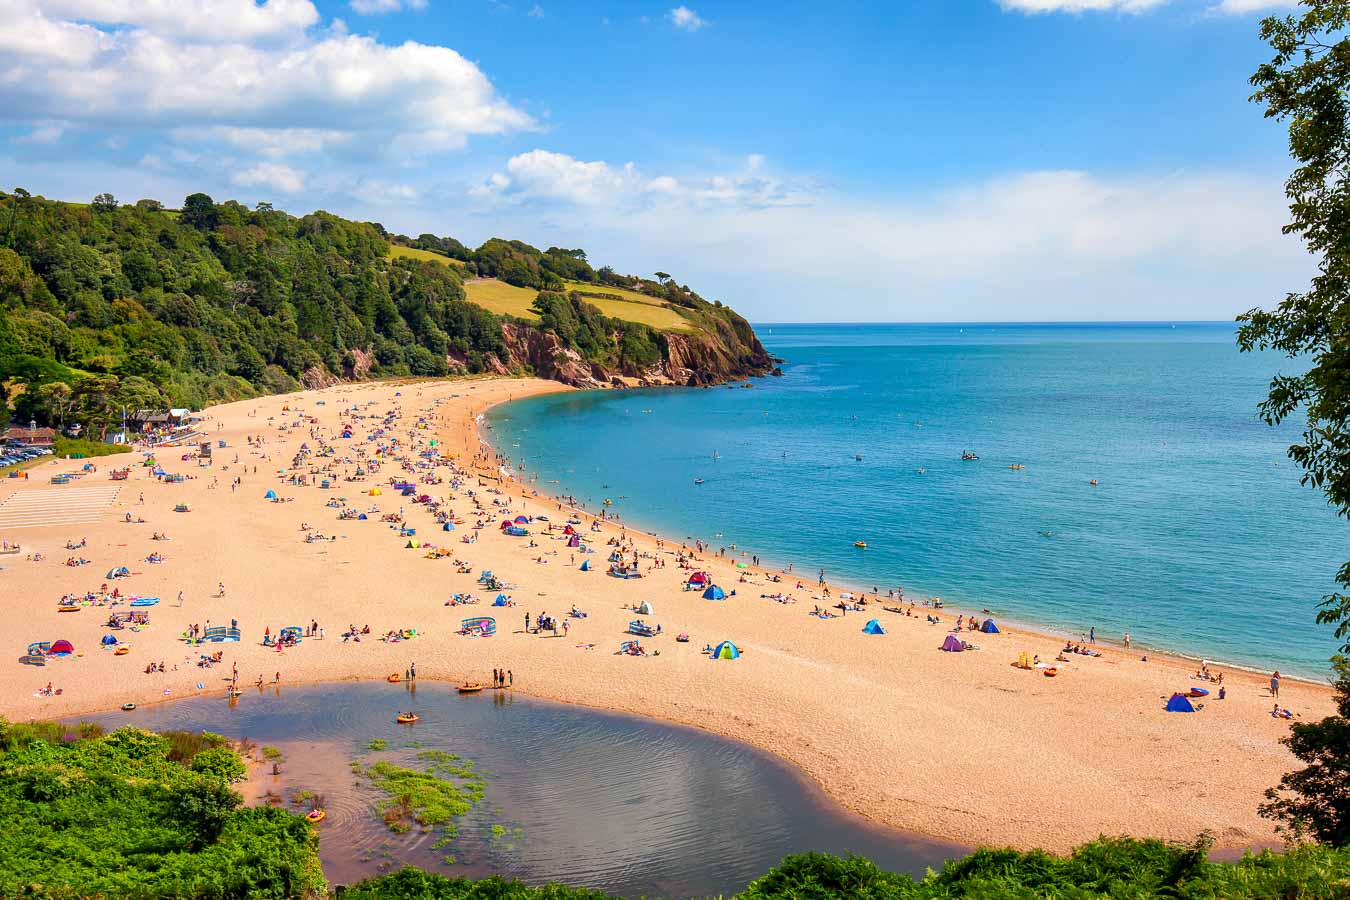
0,190 -> 771,435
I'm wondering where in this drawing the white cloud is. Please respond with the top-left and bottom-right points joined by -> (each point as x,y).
35,0 -> 320,42
998,0 -> 1297,12
457,153 -> 1305,322
232,161 -> 307,193
174,126 -> 351,158
0,0 -> 532,158
13,121 -> 67,144
474,149 -> 810,209
350,0 -> 428,14
669,5 -> 707,30
1208,0 -> 1299,12
996,0 -> 1165,12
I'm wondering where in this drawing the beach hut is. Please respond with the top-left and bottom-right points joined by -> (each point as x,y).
264,489 -> 277,500
863,619 -> 885,635
981,619 -> 1000,634
580,559 -> 591,571
1165,693 -> 1196,713
49,639 -> 74,656
702,585 -> 727,601
711,641 -> 740,660
940,634 -> 965,652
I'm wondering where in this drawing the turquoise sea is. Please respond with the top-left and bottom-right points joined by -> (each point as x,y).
487,323 -> 1346,679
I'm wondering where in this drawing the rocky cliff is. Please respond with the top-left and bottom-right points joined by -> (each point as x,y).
485,320 -> 776,389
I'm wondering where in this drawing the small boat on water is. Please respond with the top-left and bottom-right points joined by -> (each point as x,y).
854,453 -> 863,461
1008,464 -> 1025,470
396,713 -> 419,724
457,683 -> 483,694
306,809 -> 326,824
1089,479 -> 1099,486
962,451 -> 979,461
693,478 -> 705,485
853,540 -> 867,549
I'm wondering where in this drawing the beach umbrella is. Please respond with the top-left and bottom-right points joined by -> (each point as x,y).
702,585 -> 726,601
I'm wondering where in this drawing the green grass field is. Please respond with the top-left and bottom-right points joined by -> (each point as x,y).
463,279 -> 691,330
462,279 -> 541,320
389,245 -> 466,268
562,280 -> 665,306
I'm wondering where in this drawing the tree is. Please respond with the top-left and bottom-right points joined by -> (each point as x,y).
1261,656 -> 1350,844
180,192 -> 218,231
91,193 -> 118,212
1240,2 -> 1350,648
654,271 -> 671,284
134,198 -> 163,212
34,381 -> 74,427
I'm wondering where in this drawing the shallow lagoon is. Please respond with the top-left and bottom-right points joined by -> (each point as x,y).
91,681 -> 961,896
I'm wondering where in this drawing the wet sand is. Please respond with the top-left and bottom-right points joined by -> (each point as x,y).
0,375 -> 1332,852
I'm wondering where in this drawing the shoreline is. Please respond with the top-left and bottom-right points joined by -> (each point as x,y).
0,375 -> 1334,853
477,387 -> 1329,686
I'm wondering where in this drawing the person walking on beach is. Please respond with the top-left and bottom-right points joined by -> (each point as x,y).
1123,632 -> 1131,649
525,612 -> 530,633
1271,671 -> 1281,698
1089,627 -> 1095,644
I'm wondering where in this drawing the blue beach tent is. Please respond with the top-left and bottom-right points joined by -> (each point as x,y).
863,619 -> 885,635
1165,693 -> 1195,713
264,489 -> 277,499
580,559 -> 591,571
712,641 -> 740,660
981,619 -> 1000,634
703,585 -> 727,600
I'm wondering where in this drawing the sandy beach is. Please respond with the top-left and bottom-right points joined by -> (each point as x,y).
0,376 -> 1332,853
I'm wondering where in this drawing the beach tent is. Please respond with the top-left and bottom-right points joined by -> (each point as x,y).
442,522 -> 455,531
369,487 -> 382,496
687,572 -> 710,585
264,489 -> 277,499
106,566 -> 130,579
405,539 -> 420,549
712,641 -> 740,660
1166,693 -> 1196,713
101,634 -> 118,646
50,639 -> 74,655
941,634 -> 965,652
863,619 -> 885,635
580,559 -> 591,571
493,595 -> 509,607
563,525 -> 577,535
981,619 -> 1000,634
568,535 -> 581,548
358,513 -> 368,520
638,600 -> 654,615
703,585 -> 727,601
514,515 -> 529,524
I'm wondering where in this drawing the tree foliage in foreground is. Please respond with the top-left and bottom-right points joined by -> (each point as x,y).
0,717 -> 324,898
1261,655 -> 1350,845
344,838 -> 1350,899
1240,1 -> 1350,649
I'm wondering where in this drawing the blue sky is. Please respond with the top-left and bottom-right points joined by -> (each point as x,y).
0,0 -> 1313,321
